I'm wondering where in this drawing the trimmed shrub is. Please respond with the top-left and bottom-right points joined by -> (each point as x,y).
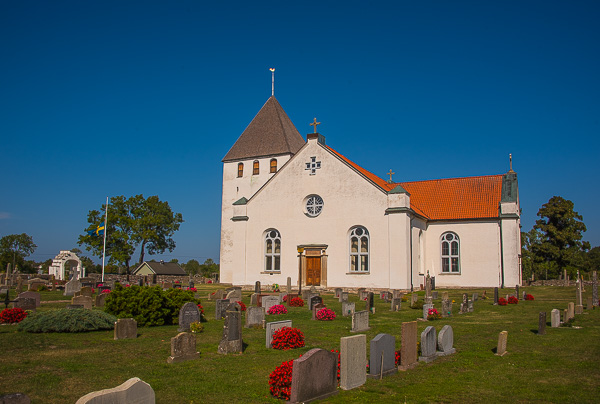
18,309 -> 117,333
104,284 -> 200,326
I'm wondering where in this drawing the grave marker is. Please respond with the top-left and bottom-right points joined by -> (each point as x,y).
263,296 -> 280,313
178,302 -> 201,332
114,318 -> 137,340
342,301 -> 355,317
423,303 -> 433,319
286,277 -> 292,294
167,332 -> 200,363
538,312 -> 546,335
75,377 -> 155,404
64,278 -> 82,296
551,309 -> 560,327
368,333 -> 397,379
215,299 -> 231,320
309,295 -> 323,311
254,281 -> 261,294
17,291 -> 40,308
437,325 -> 456,356
494,287 -> 499,305
266,320 -> 292,348
72,296 -> 93,310
339,291 -> 349,303
390,298 -> 401,311
95,293 -> 107,308
340,334 -> 366,390
14,297 -> 36,311
567,302 -> 575,320
399,321 -> 418,370
351,310 -> 370,333
245,306 -> 265,328
419,326 -> 437,362
289,348 -> 338,403
442,299 -> 452,317
218,311 -> 243,354
496,331 -> 508,356
335,288 -> 342,298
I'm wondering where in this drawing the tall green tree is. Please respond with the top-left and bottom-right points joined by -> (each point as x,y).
78,195 -> 183,274
183,259 -> 201,276
530,196 -> 590,278
0,233 -> 37,273
200,258 -> 219,277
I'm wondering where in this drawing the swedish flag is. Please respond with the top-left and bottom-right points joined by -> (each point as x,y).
87,225 -> 105,236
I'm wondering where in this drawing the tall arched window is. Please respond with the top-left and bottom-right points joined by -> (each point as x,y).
441,232 -> 460,273
253,160 -> 259,175
237,162 -> 244,177
265,229 -> 281,271
270,158 -> 277,173
349,226 -> 369,272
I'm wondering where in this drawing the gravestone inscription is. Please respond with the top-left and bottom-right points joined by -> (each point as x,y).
178,302 -> 201,332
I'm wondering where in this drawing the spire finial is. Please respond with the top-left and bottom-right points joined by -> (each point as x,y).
310,117 -> 321,133
269,68 -> 275,96
387,169 -> 395,183
509,153 -> 514,172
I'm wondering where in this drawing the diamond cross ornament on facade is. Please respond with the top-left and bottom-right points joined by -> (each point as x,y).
305,156 -> 321,175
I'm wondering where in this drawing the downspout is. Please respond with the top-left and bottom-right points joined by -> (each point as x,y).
499,221 -> 505,289
410,216 -> 414,292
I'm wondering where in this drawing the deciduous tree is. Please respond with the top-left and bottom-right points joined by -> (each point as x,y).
0,233 -> 37,273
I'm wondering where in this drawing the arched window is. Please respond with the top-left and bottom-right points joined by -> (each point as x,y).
265,229 -> 281,271
237,162 -> 244,177
349,226 -> 369,272
253,160 -> 260,175
270,158 -> 277,173
441,232 -> 460,273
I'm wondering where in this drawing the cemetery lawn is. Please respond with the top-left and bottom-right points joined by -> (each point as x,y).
1,285 -> 599,403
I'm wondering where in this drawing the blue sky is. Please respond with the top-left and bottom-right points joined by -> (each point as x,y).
1,1 -> 599,266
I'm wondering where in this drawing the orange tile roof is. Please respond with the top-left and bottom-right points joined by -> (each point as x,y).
327,146 -> 502,220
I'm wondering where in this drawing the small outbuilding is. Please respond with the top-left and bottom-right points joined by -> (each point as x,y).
133,260 -> 187,276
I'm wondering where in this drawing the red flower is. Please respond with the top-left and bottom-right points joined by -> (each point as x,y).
269,359 -> 294,400
271,327 -> 305,350
525,294 -> 534,301
508,296 -> 519,304
316,307 -> 336,321
498,297 -> 508,306
0,308 -> 28,324
236,301 -> 247,311
289,297 -> 304,307
197,304 -> 205,315
268,305 -> 288,315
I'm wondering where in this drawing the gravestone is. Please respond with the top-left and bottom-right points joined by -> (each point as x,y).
523,290 -> 527,300
339,291 -> 349,303
515,284 -> 519,298
75,377 -> 155,404
286,277 -> 292,294
365,292 -> 374,312
290,349 -> 338,403
245,306 -> 265,328
28,279 -> 45,291
437,325 -> 456,356
17,291 -> 40,308
64,278 -> 82,296
215,299 -> 231,320
263,296 -> 280,313
468,300 -> 474,313
80,286 -> 93,297
496,331 -> 508,356
226,301 -> 241,313
425,273 -> 432,298
357,288 -> 366,299
442,299 -> 452,317
432,291 -> 438,300
309,295 -> 323,311
538,312 -> 546,335
351,310 -> 370,333
419,326 -> 437,363
72,296 -> 93,310
95,293 -> 107,308
14,297 -> 36,311
399,321 -> 418,370
459,293 -> 469,314
368,333 -> 398,379
167,332 -> 200,363
442,291 -> 449,301
472,292 -> 478,301
218,311 -> 243,354
551,309 -> 560,327
380,291 -> 391,301
576,280 -> 583,306
226,289 -> 242,300
563,269 -> 568,286
114,318 -> 137,340
563,309 -> 568,323
494,287 -> 499,305
393,290 -> 402,299
424,296 -> 433,305
250,293 -> 258,306
254,281 -> 261,294
210,289 -> 224,300
178,302 -> 201,332
312,303 -> 326,320
586,297 -> 593,310
0,393 -> 31,404
342,301 -> 355,317
301,290 -> 311,301
340,334 -> 366,390
390,298 -> 401,311
575,304 -> 584,315
266,320 -> 292,348
411,293 -> 418,306
567,302 -> 575,320
593,271 -> 598,307
423,303 -> 434,319
335,288 -> 343,298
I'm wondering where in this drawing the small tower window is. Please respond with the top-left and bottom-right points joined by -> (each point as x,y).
270,159 -> 278,173
253,160 -> 259,175
237,163 -> 244,177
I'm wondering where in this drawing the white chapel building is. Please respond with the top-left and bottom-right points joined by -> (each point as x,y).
219,96 -> 521,290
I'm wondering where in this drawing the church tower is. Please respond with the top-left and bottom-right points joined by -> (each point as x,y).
220,96 -> 305,283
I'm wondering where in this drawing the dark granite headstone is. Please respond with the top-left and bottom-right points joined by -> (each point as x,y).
218,311 -> 242,354
538,312 -> 546,335
178,302 -> 201,332
368,333 -> 397,379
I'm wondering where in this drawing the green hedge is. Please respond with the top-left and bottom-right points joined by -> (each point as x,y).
18,309 -> 117,333
103,284 -> 201,326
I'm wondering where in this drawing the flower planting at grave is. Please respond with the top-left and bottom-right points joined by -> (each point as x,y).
101,289 -> 111,294
187,287 -> 197,292
498,297 -> 508,306
272,283 -> 280,292
271,326 -> 305,350
525,294 -> 534,301
197,304 -> 205,315
0,308 -> 28,324
282,294 -> 288,302
268,358 -> 295,400
316,307 -> 336,321
427,308 -> 442,321
508,296 -> 519,304
236,301 -> 246,311
289,297 -> 304,307
331,349 -> 341,381
190,321 -> 204,333
267,305 -> 288,315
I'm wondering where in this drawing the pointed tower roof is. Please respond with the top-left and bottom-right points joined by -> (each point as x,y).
223,96 -> 306,162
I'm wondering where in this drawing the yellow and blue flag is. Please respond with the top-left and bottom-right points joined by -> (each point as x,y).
87,225 -> 105,236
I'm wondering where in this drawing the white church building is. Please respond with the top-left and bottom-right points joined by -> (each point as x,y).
219,96 -> 521,290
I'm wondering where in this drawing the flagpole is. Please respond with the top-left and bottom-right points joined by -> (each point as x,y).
101,196 -> 108,283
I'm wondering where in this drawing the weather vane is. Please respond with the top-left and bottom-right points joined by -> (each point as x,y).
270,68 -> 275,96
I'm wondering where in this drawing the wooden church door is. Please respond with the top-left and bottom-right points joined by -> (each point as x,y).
306,256 -> 321,286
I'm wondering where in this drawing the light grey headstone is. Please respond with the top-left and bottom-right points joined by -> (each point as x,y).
114,318 -> 137,340
17,291 -> 40,308
551,309 -> 560,327
64,278 -> 82,296
442,291 -> 449,301
75,377 -> 155,404
339,291 -> 349,303
245,306 -> 265,328
419,326 -> 437,363
226,289 -> 242,300
263,296 -> 280,313
423,303 -> 434,319
72,296 -> 93,310
342,301 -> 355,317
437,325 -> 456,356
472,292 -> 478,301
368,333 -> 397,379
290,349 -> 338,403
218,311 -> 243,354
575,304 -> 584,315
496,331 -> 508,356
250,293 -> 258,306
178,302 -> 201,332
390,298 -> 401,311
392,290 -> 402,299
340,334 -> 366,390
441,299 -> 452,317
334,288 -> 342,298
351,310 -> 370,333
266,320 -> 292,348
167,332 -> 200,363
411,293 -> 418,305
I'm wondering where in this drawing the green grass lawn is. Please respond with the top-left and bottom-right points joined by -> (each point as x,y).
1,285 -> 598,403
